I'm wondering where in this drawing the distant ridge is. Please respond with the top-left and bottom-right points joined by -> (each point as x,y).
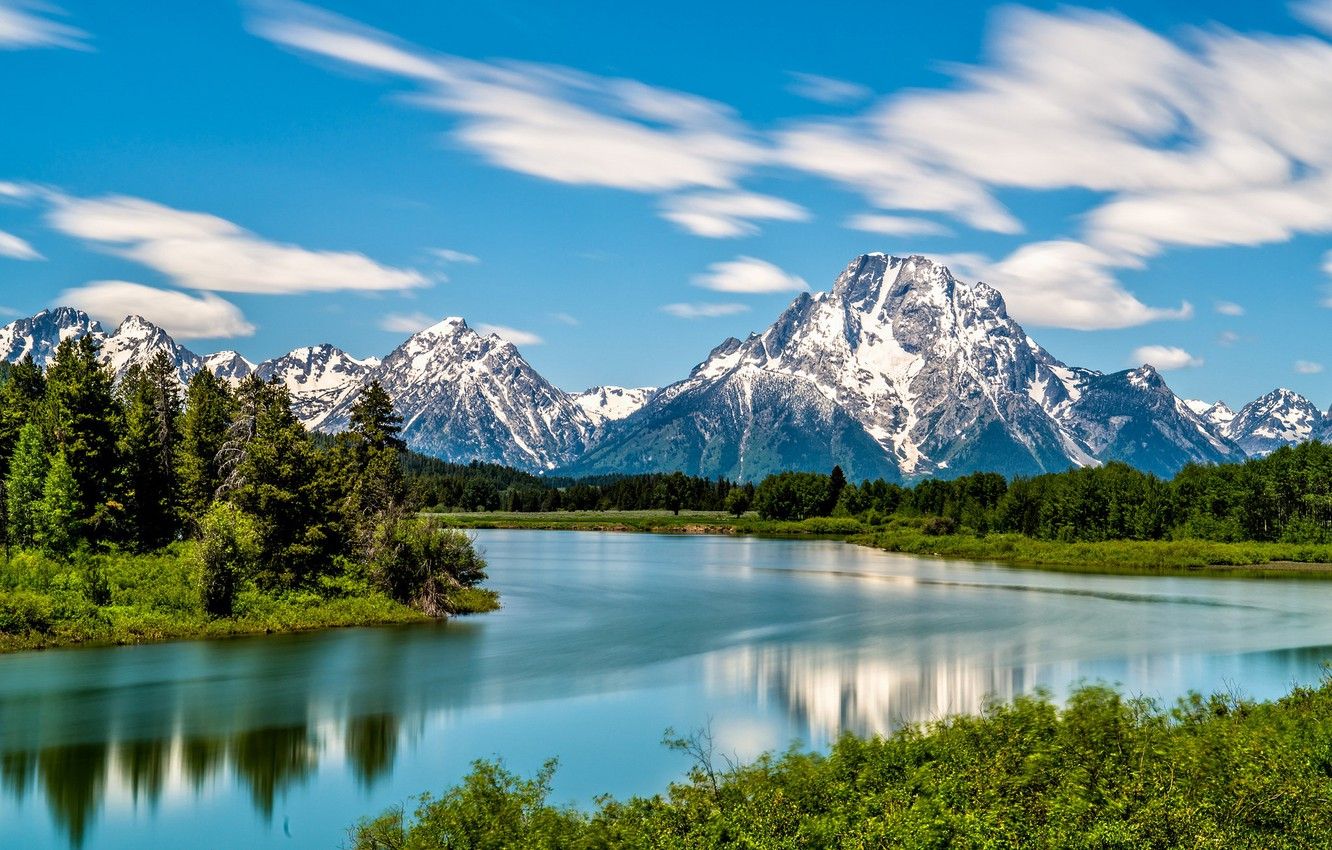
4,255 -> 1325,480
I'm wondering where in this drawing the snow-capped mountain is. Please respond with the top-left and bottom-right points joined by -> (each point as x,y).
572,386 -> 656,426
1224,388 -> 1324,457
1186,399 -> 1237,432
570,254 -> 1240,480
1053,365 -> 1238,476
255,344 -> 376,428
0,309 -> 206,386
2,253 -> 1326,479
203,350 -> 256,384
321,317 -> 596,470
99,315 -> 205,385
0,307 -> 104,366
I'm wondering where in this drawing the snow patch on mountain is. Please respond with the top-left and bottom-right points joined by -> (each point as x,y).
255,344 -> 377,428
1225,388 -> 1323,456
321,317 -> 596,470
572,386 -> 656,425
203,350 -> 256,384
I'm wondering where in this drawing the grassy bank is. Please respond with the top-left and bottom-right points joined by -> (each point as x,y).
0,544 -> 500,653
350,678 -> 1332,848
433,510 -> 1332,575
856,525 -> 1332,574
429,509 -> 864,537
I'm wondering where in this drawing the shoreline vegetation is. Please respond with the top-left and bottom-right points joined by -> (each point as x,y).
432,510 -> 1332,575
0,342 -> 499,655
348,678 -> 1332,848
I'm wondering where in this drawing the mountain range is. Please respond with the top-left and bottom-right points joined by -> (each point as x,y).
2,254 -> 1325,481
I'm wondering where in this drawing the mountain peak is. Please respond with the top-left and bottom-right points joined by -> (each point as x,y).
420,316 -> 470,337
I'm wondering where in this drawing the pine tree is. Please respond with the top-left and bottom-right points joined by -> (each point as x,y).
339,382 -> 408,552
42,335 -> 123,543
349,380 -> 405,452
222,379 -> 335,588
6,420 -> 48,549
0,354 -> 45,471
120,353 -> 183,549
177,369 -> 234,527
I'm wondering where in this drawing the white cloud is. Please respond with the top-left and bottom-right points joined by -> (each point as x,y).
660,302 -> 750,319
48,194 -> 428,294
978,240 -> 1192,330
430,247 -> 479,264
1293,0 -> 1332,35
0,1 -> 88,50
248,2 -> 764,194
549,311 -> 579,326
843,213 -> 951,237
775,121 -> 1022,234
58,281 -> 255,339
1214,300 -> 1244,316
379,311 -> 435,333
692,256 -> 807,294
1217,329 -> 1241,347
1130,344 -> 1203,371
0,229 -> 40,260
786,72 -> 871,105
660,191 -> 808,238
0,181 -> 33,199
476,323 -> 543,346
1295,359 -> 1325,374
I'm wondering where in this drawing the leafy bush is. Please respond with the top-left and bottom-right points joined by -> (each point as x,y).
351,679 -> 1332,848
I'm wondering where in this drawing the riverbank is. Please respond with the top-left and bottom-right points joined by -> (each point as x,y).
0,544 -> 499,653
429,509 -> 862,536
433,511 -> 1332,575
350,677 -> 1332,848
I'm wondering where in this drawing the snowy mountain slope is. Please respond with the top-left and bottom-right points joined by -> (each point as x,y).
320,317 -> 596,470
2,253 -> 1322,479
1054,366 -> 1241,477
573,254 -> 1233,481
0,307 -> 104,366
572,386 -> 656,425
1185,399 -> 1237,432
99,315 -> 206,385
1224,388 -> 1323,457
255,344 -> 377,428
203,350 -> 256,384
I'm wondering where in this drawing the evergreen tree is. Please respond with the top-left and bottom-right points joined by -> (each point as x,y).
341,381 -> 407,534
0,355 -> 45,470
177,369 -> 234,527
6,420 -> 48,549
42,336 -> 122,544
222,379 -> 335,588
119,353 -> 182,549
349,381 -> 405,451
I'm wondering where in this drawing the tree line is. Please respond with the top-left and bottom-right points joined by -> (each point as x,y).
408,462 -> 753,515
411,436 -> 1332,544
750,443 -> 1332,544
0,337 -> 490,618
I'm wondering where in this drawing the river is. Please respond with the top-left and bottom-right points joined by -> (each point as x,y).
3,529 -> 1332,848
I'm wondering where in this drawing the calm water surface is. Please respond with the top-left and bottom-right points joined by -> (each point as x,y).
5,530 -> 1332,848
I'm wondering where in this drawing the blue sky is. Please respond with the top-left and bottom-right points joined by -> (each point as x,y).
4,0 -> 1332,408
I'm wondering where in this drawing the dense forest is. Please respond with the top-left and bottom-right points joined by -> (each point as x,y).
0,338 -> 494,650
413,441 -> 1332,546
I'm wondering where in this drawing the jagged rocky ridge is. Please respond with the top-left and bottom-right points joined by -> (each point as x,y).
2,254 -> 1327,478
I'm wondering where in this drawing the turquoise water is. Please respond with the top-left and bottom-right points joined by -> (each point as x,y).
4,529 -> 1332,848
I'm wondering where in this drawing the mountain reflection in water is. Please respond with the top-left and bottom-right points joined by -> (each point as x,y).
5,530 -> 1332,849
